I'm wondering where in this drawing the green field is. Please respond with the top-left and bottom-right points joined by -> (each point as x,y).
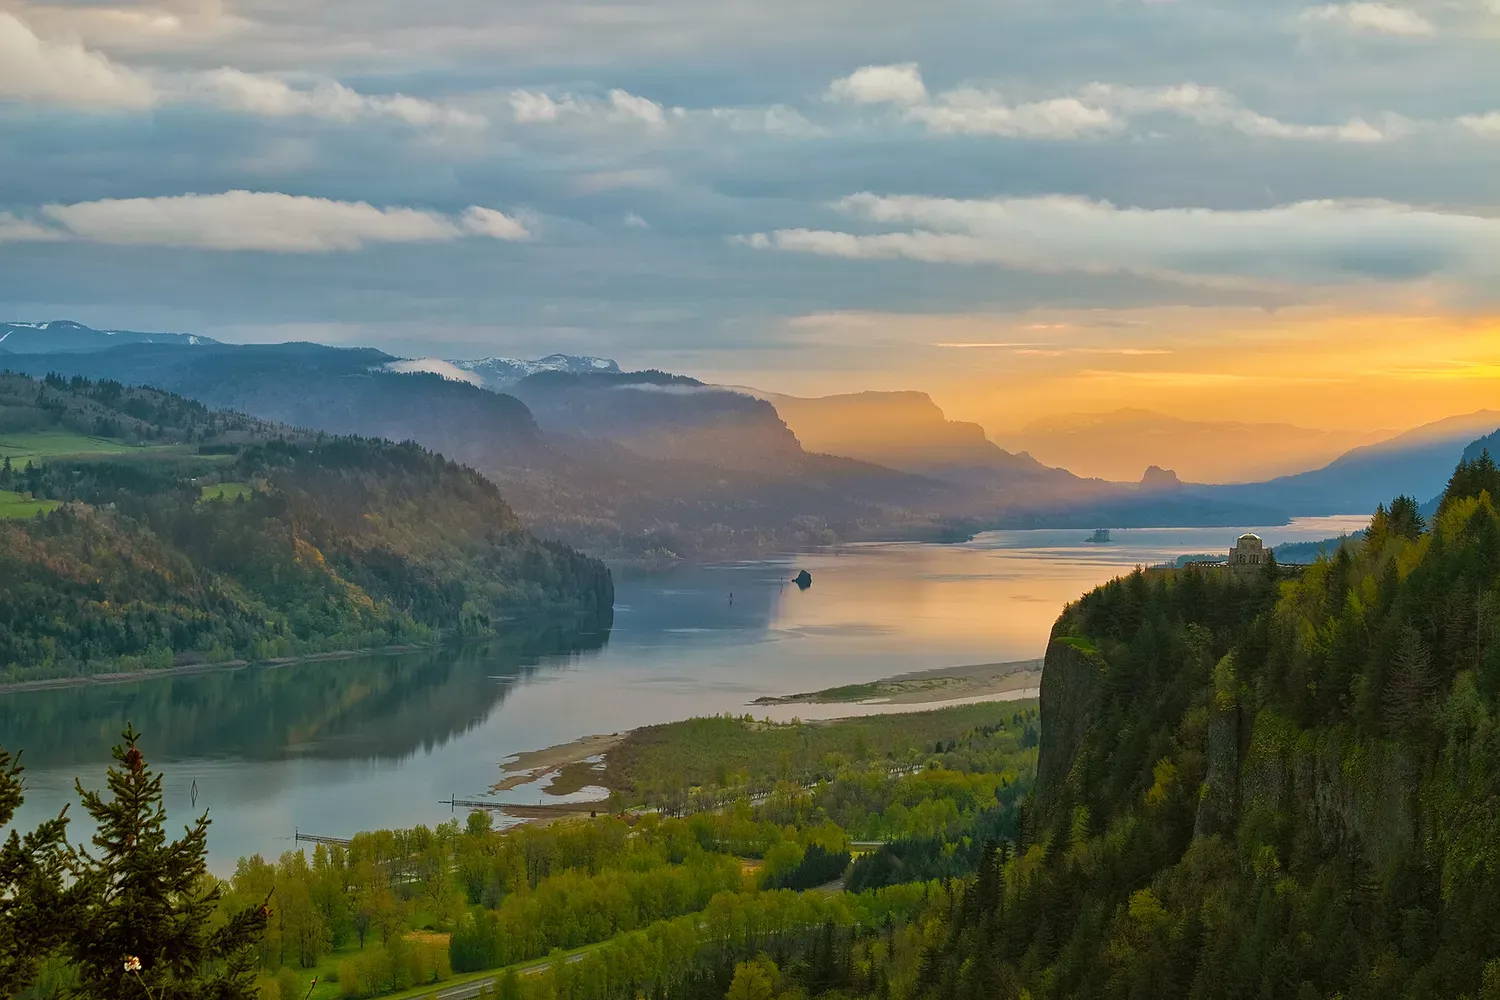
604,701 -> 1038,806
200,481 -> 254,502
0,430 -> 155,462
0,489 -> 61,519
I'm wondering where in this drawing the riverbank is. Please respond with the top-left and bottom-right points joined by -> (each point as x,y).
751,657 -> 1043,708
485,695 -> 1041,825
0,641 -> 446,694
492,732 -> 624,792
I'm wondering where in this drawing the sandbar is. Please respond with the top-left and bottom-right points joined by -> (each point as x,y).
753,657 -> 1043,707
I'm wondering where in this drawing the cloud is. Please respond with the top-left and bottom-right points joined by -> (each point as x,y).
507,89 -> 577,122
824,66 -> 1400,143
908,90 -> 1119,139
0,10 -> 157,108
1459,112 -> 1500,136
623,212 -> 650,228
1298,3 -> 1436,36
0,212 -> 66,242
1084,83 -> 1399,142
0,9 -> 477,129
607,88 -> 666,125
507,87 -> 665,127
934,341 -> 1045,348
192,68 -> 485,127
384,358 -> 486,384
737,193 -> 1500,286
705,105 -> 824,136
0,191 -> 529,251
11,0 -> 244,54
505,85 -> 818,139
826,63 -> 928,106
460,206 -> 530,240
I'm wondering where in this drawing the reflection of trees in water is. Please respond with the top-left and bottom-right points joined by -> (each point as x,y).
0,612 -> 611,769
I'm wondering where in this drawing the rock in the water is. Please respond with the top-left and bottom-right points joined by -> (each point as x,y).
794,569 -> 812,589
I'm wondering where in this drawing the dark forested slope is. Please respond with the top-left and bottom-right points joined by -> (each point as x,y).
910,461 -> 1500,999
0,373 -> 611,682
1,343 -> 974,558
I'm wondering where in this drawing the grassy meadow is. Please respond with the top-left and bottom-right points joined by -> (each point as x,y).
0,430 -> 156,461
0,489 -> 61,519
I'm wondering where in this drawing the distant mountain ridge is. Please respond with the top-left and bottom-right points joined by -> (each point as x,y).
1190,409 -> 1500,515
0,320 -> 217,353
2,334 -> 1302,546
450,354 -> 621,387
752,388 -> 1287,527
0,342 -> 971,558
512,371 -> 807,473
1002,407 -> 1392,483
761,389 -> 1059,486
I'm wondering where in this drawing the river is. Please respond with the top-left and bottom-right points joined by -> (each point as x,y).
1,516 -> 1365,870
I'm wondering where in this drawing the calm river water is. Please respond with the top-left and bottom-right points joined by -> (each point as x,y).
2,517 -> 1365,870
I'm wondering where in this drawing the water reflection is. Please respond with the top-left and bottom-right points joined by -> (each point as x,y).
1,516 -> 1367,868
1,615 -> 611,771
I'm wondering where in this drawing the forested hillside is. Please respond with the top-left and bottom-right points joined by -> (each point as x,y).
901,458 -> 1500,999
0,342 -> 978,559
0,373 -> 611,682
3,339 -> 1294,558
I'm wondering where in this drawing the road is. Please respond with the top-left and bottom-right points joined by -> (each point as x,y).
424,950 -> 591,1000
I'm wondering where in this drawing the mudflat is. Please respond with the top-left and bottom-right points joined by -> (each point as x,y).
491,732 -> 624,791
752,657 -> 1043,707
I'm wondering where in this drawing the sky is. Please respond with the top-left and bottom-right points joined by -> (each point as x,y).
2,0 -> 1499,434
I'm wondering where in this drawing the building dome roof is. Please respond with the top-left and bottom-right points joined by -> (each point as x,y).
1238,533 -> 1262,542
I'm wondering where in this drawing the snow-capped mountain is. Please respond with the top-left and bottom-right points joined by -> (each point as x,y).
447,354 -> 621,389
0,321 -> 217,354
383,354 -> 620,390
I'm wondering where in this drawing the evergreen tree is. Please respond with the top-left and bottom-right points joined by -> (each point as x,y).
67,726 -> 267,1000
1381,625 -> 1436,738
1389,494 -> 1426,540
1440,451 -> 1500,517
0,745 -> 77,996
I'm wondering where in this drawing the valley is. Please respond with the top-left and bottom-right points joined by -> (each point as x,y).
3,324 -> 1499,1000
9,322 -> 1481,567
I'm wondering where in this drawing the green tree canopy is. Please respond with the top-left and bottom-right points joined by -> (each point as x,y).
67,726 -> 268,1000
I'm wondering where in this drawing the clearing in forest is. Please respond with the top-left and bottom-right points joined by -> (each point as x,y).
0,489 -> 61,519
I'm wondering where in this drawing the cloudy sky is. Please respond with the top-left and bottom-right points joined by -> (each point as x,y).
2,0 -> 1498,432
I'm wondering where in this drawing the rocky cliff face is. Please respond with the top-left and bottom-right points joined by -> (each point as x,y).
1240,712 -> 1418,876
1036,608 -> 1419,875
1193,654 -> 1241,840
1035,636 -> 1104,827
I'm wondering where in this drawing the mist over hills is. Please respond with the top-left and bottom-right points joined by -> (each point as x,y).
1188,410 -> 1500,515
0,335 -> 968,558
389,354 -> 623,389
512,371 -> 805,472
759,389 -> 1065,488
1002,407 -> 1393,484
10,320 -> 1493,554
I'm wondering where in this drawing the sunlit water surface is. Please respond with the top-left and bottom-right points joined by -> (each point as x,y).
2,516 -> 1365,870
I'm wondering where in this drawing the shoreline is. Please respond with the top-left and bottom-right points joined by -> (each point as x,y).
492,733 -> 624,792
483,679 -> 1044,825
0,640 -> 448,695
751,657 -> 1044,708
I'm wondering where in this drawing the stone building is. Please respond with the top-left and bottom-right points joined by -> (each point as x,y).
1228,532 -> 1266,567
